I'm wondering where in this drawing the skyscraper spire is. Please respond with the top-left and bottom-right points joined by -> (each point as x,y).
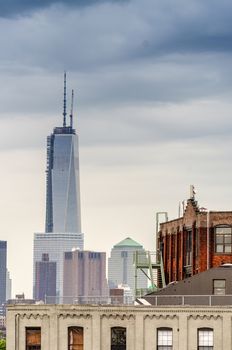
70,89 -> 74,128
63,72 -> 67,127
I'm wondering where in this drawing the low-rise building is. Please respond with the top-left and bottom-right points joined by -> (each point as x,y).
7,303 -> 232,349
137,264 -> 232,306
158,196 -> 232,284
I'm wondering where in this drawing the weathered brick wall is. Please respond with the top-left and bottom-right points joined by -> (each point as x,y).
159,199 -> 232,283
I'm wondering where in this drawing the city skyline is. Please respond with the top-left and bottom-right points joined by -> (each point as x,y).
1,0 -> 232,297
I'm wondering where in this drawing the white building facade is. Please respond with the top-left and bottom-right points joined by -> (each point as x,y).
108,237 -> 147,296
7,303 -> 232,349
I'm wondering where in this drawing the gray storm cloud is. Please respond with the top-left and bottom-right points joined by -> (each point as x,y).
0,0 -> 126,17
0,0 -> 232,150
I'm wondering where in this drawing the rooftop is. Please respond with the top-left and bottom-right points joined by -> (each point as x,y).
114,237 -> 143,248
53,126 -> 76,135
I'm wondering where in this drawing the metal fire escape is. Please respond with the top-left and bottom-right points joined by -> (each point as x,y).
134,250 -> 166,297
134,212 -> 168,297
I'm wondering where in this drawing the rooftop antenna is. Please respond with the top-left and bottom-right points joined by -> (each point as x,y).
70,89 -> 74,128
190,184 -> 196,200
63,72 -> 67,127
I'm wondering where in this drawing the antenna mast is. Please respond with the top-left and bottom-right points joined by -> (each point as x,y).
70,89 -> 74,128
63,72 -> 67,127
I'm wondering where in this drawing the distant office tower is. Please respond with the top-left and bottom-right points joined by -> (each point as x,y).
35,253 -> 56,301
33,74 -> 84,300
34,232 -> 83,299
108,237 -> 147,296
45,78 -> 81,233
0,241 -> 7,305
6,269 -> 12,301
63,250 -> 108,301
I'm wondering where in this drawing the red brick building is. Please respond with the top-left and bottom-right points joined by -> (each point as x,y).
158,197 -> 232,284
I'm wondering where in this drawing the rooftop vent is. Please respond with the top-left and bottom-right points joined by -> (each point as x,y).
221,263 -> 232,268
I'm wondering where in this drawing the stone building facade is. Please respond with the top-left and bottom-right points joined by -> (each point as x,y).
158,197 -> 232,284
6,303 -> 232,349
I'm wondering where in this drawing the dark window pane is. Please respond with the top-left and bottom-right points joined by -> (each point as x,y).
111,327 -> 126,350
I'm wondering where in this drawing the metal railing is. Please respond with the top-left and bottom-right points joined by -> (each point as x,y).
44,295 -> 134,305
138,294 -> 232,306
134,251 -> 160,265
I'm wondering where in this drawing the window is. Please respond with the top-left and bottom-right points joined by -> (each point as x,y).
111,327 -> 126,350
213,279 -> 225,295
157,328 -> 172,349
184,230 -> 192,269
26,327 -> 41,350
198,328 -> 213,349
121,251 -> 128,258
215,226 -> 232,253
68,327 -> 83,350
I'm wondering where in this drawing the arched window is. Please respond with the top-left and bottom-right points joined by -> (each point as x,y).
198,328 -> 213,349
68,327 -> 84,350
215,225 -> 232,253
157,327 -> 172,349
111,327 -> 126,350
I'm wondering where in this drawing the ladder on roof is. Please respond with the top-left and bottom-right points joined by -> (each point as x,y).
134,250 -> 166,297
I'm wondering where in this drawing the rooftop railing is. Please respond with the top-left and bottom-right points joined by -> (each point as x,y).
137,294 -> 232,306
43,294 -> 232,306
44,295 -> 134,305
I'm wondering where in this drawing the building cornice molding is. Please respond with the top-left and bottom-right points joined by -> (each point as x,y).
58,313 -> 92,319
100,313 -> 135,320
187,314 -> 222,320
17,313 -> 49,320
144,314 -> 178,320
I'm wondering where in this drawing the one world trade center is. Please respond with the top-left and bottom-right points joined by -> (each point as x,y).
33,74 -> 84,300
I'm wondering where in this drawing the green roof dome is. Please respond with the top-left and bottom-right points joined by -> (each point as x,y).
114,237 -> 143,248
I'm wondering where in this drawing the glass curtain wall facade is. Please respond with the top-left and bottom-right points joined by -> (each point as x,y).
33,75 -> 84,300
46,126 -> 81,234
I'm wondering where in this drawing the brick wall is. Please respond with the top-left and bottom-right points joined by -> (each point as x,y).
158,199 -> 232,284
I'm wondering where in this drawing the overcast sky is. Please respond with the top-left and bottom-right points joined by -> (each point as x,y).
1,0 -> 232,297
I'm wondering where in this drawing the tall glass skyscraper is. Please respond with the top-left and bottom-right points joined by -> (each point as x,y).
45,121 -> 81,233
33,75 -> 84,299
